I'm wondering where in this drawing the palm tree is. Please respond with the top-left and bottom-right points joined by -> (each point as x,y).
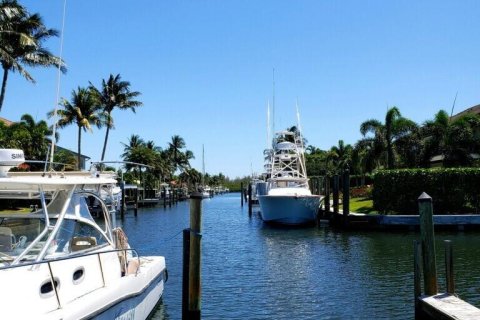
90,74 -> 142,161
0,1 -> 66,111
8,113 -> 52,161
360,107 -> 417,169
443,113 -> 480,166
121,134 -> 145,159
329,140 -> 353,172
168,135 -> 186,172
48,87 -> 101,170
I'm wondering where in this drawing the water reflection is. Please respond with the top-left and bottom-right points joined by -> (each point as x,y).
118,193 -> 480,320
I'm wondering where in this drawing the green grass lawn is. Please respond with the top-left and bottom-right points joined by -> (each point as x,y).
345,197 -> 377,214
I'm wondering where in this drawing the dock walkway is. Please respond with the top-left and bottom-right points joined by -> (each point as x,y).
420,294 -> 480,320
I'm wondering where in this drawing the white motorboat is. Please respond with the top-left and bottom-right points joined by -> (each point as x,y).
0,149 -> 167,320
258,131 -> 321,225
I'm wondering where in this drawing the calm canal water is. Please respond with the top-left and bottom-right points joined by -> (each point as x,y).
119,193 -> 480,319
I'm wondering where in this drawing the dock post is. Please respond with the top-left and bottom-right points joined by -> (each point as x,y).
248,183 -> 252,216
333,175 -> 339,214
418,192 -> 438,295
134,187 -> 138,217
120,181 -> 125,220
414,240 -> 422,319
324,175 -> 330,215
182,228 -> 191,320
163,187 -> 167,208
240,182 -> 244,207
168,188 -> 172,208
445,240 -> 455,294
342,168 -> 350,220
188,192 -> 203,320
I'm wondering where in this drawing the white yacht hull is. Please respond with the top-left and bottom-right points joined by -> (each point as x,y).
0,253 -> 167,320
258,194 -> 321,225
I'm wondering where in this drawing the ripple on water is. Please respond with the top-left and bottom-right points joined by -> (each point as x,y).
122,194 -> 480,320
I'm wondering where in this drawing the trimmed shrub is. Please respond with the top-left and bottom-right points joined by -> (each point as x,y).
373,168 -> 480,214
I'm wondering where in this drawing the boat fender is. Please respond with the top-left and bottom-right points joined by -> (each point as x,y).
126,259 -> 139,275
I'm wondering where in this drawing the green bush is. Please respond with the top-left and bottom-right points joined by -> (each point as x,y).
373,168 -> 480,214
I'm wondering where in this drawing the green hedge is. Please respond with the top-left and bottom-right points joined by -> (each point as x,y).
373,168 -> 480,214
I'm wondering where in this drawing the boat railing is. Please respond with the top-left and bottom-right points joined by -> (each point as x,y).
0,247 -> 139,271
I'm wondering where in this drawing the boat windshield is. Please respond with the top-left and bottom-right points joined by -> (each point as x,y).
0,190 -> 111,266
0,213 -> 46,265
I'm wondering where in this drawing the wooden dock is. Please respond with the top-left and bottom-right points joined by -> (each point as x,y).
414,193 -> 480,320
419,294 -> 480,320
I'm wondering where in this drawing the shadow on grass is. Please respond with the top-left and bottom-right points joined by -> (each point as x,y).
349,197 -> 378,214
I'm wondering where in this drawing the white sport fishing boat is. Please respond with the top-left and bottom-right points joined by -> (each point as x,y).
258,131 -> 321,225
0,149 -> 167,320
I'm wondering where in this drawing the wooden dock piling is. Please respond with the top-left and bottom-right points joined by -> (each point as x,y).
134,187 -> 138,217
163,187 -> 167,208
444,240 -> 455,294
182,228 -> 190,319
240,182 -> 244,207
414,240 -> 422,318
333,175 -> 339,214
248,183 -> 252,216
418,192 -> 437,295
324,175 -> 330,214
413,193 -> 480,319
342,169 -> 350,220
187,192 -> 203,320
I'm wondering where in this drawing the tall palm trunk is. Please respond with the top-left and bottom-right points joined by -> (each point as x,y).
77,126 -> 82,170
0,67 -> 9,112
101,113 -> 111,161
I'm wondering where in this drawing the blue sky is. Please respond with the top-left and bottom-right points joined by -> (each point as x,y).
3,1 -> 480,178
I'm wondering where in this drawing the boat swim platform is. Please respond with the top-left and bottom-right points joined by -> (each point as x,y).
419,293 -> 480,319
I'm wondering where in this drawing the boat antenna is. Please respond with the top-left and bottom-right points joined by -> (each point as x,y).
267,100 -> 271,148
450,91 -> 458,120
49,0 -> 67,170
296,99 -> 305,150
272,68 -> 275,138
296,99 -> 307,177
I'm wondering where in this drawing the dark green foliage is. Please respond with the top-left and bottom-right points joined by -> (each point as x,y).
373,168 -> 480,214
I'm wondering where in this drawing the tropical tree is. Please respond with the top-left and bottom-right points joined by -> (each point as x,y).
168,135 -> 186,173
48,87 -> 102,170
53,149 -> 77,171
443,113 -> 480,166
8,113 -> 52,161
360,107 -> 417,169
420,110 -> 450,166
328,140 -> 353,173
121,134 -> 145,159
0,1 -> 66,111
90,74 -> 142,161
179,168 -> 202,190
